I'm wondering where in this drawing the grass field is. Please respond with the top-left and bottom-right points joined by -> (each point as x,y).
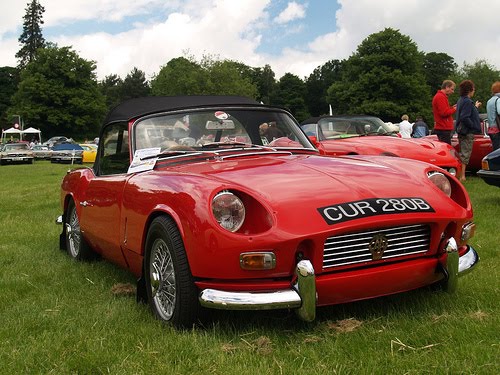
0,161 -> 498,374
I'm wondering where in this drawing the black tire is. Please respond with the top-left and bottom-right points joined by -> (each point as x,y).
65,200 -> 94,261
144,216 -> 200,328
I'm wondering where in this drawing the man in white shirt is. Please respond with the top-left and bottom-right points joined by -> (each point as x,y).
398,114 -> 412,138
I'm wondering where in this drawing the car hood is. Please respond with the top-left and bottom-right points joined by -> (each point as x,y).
322,136 -> 451,155
150,153 -> 465,226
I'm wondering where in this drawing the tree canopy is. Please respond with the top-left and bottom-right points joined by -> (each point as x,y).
327,28 -> 433,123
9,45 -> 106,139
151,56 -> 258,98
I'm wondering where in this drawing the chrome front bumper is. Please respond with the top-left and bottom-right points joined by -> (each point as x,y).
199,240 -> 479,322
199,260 -> 317,321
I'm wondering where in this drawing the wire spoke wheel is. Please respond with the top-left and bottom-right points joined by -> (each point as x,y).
64,200 -> 94,261
66,205 -> 82,258
150,238 -> 177,320
145,216 -> 200,327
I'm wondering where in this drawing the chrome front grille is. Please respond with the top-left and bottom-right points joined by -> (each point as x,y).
323,224 -> 430,269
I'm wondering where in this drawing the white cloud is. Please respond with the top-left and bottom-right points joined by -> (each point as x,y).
273,2 -> 306,24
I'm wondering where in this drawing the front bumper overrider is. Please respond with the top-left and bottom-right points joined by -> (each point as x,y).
199,241 -> 479,322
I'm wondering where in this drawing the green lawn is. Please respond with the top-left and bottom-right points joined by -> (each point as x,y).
0,161 -> 498,374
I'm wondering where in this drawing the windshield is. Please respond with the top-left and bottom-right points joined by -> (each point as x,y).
133,108 -> 314,154
5,143 -> 29,151
313,116 -> 394,139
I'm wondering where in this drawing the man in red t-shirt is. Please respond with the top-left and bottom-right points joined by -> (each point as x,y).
432,80 -> 457,144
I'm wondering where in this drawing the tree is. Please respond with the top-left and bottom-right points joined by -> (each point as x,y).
0,67 -> 20,128
327,28 -> 432,123
423,52 -> 457,95
249,64 -> 277,104
305,59 -> 344,116
151,57 -> 206,95
452,60 -> 500,109
119,67 -> 151,101
9,45 -> 107,139
272,73 -> 309,122
151,56 -> 258,98
16,0 -> 46,69
203,59 -> 258,98
99,74 -> 123,110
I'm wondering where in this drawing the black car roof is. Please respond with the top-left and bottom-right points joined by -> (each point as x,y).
104,96 -> 261,124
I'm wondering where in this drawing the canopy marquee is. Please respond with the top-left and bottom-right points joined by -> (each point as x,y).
1,127 -> 42,143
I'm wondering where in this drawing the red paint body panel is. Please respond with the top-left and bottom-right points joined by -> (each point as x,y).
315,136 -> 461,171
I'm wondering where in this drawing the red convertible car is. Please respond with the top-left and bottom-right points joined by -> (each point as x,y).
57,96 -> 479,327
300,115 -> 461,176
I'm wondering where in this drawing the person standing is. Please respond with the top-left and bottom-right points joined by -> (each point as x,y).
486,81 -> 500,151
411,115 -> 430,138
455,80 -> 481,182
432,80 -> 457,144
398,114 -> 412,138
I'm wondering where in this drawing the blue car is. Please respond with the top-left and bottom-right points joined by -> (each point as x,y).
477,148 -> 500,187
50,142 -> 83,164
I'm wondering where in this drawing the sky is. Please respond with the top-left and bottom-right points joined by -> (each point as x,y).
0,0 -> 499,81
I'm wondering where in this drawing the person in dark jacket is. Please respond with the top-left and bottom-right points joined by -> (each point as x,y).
411,116 -> 430,138
455,80 -> 482,182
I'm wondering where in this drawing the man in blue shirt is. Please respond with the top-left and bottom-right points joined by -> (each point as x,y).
411,116 -> 430,138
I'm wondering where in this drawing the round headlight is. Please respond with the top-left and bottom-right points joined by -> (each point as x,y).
212,191 -> 245,232
428,171 -> 451,197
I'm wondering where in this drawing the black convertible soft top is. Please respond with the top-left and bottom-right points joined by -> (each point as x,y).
104,96 -> 261,124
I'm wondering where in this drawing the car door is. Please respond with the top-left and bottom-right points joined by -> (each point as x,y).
79,122 -> 131,267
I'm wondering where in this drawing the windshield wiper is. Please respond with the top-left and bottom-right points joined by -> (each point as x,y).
140,149 -> 202,160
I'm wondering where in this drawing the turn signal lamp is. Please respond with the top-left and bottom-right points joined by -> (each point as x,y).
240,252 -> 276,270
460,222 -> 476,246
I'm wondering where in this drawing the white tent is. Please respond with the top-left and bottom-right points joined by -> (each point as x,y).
1,127 -> 42,143
1,127 -> 22,143
22,127 -> 42,143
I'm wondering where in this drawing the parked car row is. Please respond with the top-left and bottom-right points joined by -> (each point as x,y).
1,140 -> 97,165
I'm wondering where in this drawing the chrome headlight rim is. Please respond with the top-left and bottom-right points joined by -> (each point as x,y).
211,190 -> 246,233
427,171 -> 452,197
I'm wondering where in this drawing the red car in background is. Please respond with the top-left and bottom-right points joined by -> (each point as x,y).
300,115 -> 461,176
426,115 -> 493,171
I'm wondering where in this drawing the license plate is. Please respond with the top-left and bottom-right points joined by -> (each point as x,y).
12,157 -> 24,161
318,197 -> 435,225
